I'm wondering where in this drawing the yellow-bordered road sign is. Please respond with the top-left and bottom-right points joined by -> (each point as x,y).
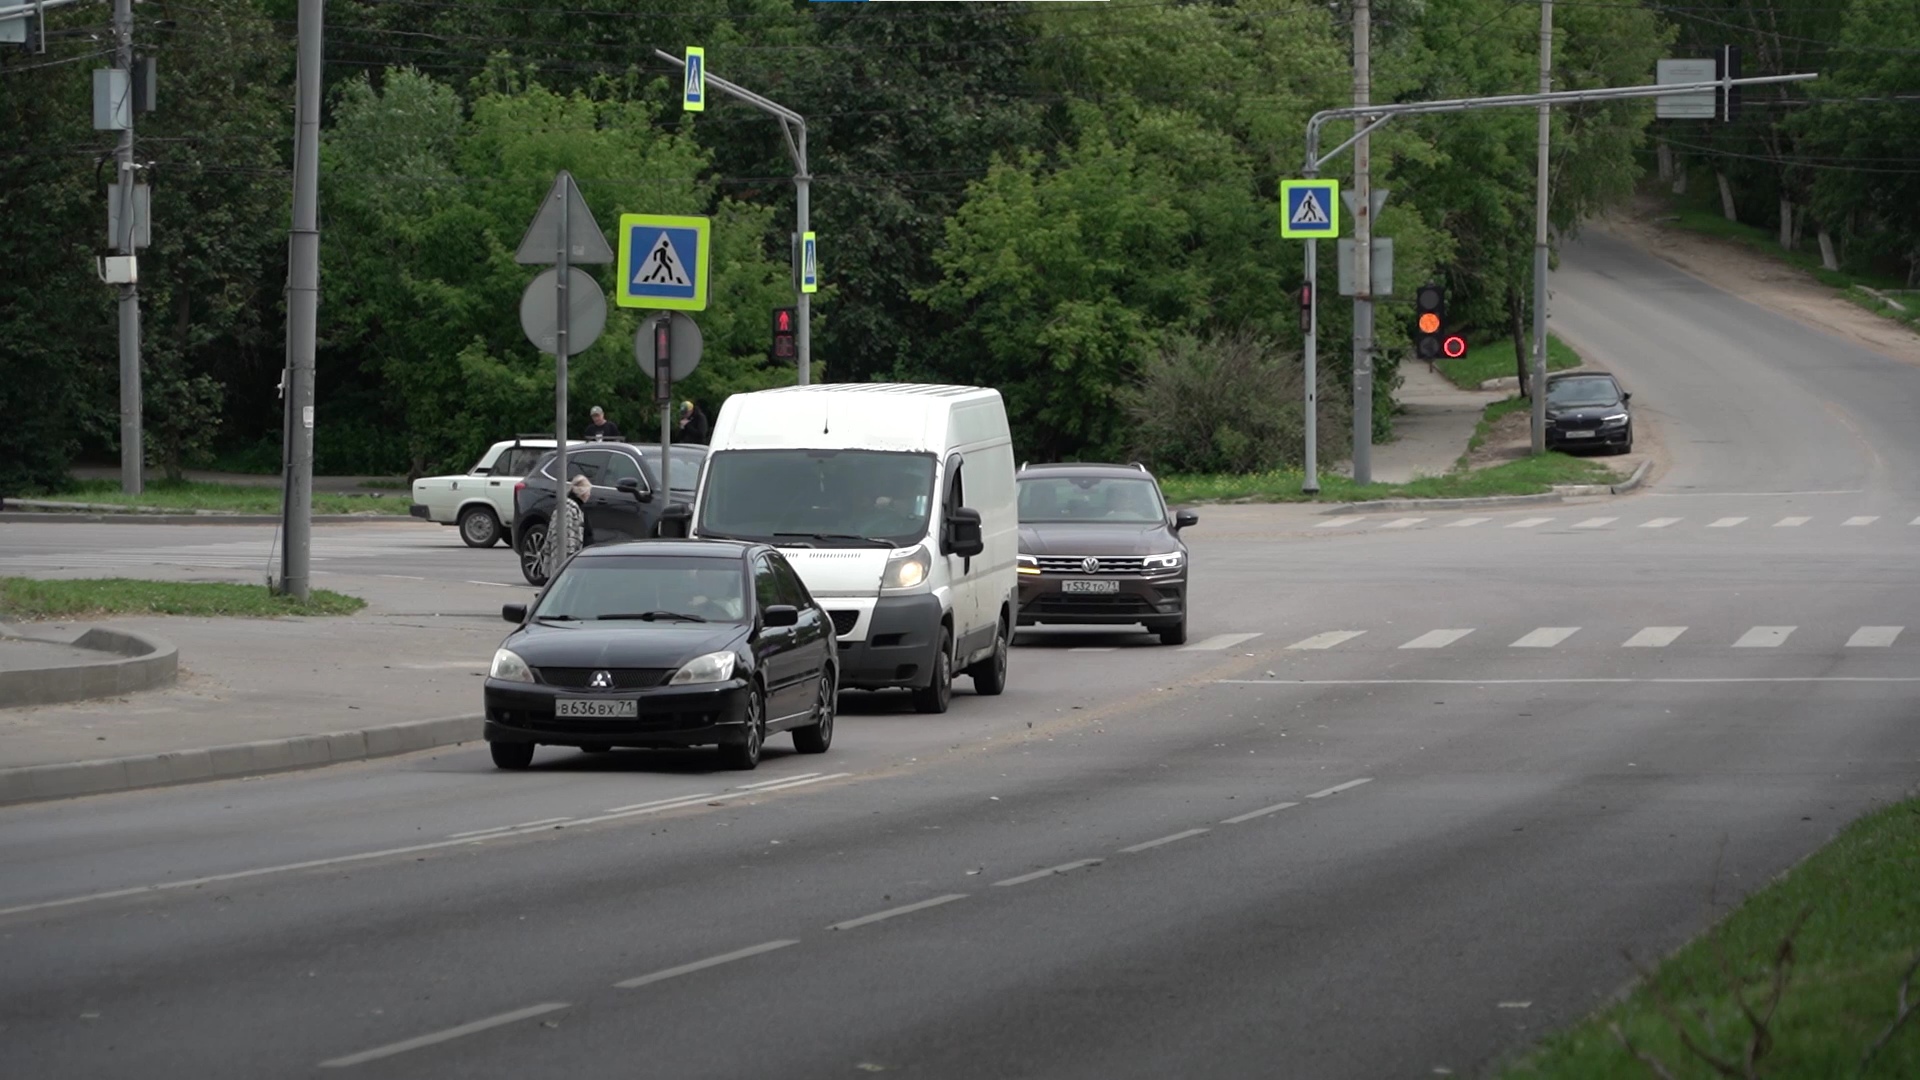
617,214 -> 711,311
684,47 -> 705,112
1279,179 -> 1340,239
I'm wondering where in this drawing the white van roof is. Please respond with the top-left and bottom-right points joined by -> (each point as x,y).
711,384 -> 1008,453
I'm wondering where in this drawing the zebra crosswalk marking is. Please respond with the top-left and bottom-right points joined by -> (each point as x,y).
1445,517 -> 1490,528
1709,517 -> 1747,528
1512,627 -> 1580,648
1400,629 -> 1474,650
1572,517 -> 1617,529
1774,516 -> 1811,527
1507,518 -> 1552,529
1846,627 -> 1902,647
1843,516 -> 1878,526
1623,627 -> 1688,648
1317,516 -> 1365,529
1379,517 -> 1427,530
1734,626 -> 1796,648
1286,631 -> 1367,650
1640,517 -> 1681,528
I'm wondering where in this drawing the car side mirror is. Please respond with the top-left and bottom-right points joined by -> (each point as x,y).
502,603 -> 527,624
762,604 -> 800,629
657,502 -> 692,538
616,476 -> 651,503
1621,391 -> 1632,402
1173,510 -> 1199,531
945,506 -> 985,558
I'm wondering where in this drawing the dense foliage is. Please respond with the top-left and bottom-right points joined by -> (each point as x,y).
3,1 -> 1904,493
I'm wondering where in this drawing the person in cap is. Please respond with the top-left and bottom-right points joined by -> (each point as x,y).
676,399 -> 710,445
583,406 -> 621,440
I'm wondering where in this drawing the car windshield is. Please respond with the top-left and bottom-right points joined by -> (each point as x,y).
533,556 -> 747,623
697,449 -> 937,548
1547,378 -> 1621,408
1018,476 -> 1166,524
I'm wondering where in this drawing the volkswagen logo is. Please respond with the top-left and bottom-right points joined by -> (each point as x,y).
589,670 -> 613,689
1081,557 -> 1101,574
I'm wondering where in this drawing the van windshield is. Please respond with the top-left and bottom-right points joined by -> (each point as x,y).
697,449 -> 938,548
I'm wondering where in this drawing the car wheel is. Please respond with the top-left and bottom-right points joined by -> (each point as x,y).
490,741 -> 535,770
459,506 -> 501,548
967,618 -> 1009,696
1158,614 -> 1189,647
518,523 -> 549,586
720,683 -> 765,770
793,668 -> 836,754
912,629 -> 954,715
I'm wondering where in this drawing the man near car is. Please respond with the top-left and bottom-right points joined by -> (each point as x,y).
583,406 -> 621,440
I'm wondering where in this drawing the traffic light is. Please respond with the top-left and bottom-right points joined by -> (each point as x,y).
1298,283 -> 1312,335
770,306 -> 796,361
1413,282 -> 1444,359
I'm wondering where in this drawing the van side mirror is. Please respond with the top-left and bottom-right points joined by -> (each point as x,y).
502,603 -> 527,624
762,604 -> 800,629
657,502 -> 693,538
616,477 -> 651,503
1173,510 -> 1199,531
946,506 -> 985,558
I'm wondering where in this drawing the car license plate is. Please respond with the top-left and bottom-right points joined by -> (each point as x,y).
1564,430 -> 1596,439
555,698 -> 637,718
1061,579 -> 1120,595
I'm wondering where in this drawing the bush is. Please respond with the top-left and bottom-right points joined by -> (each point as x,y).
1121,328 -> 1350,475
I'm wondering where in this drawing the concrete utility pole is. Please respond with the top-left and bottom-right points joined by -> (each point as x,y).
277,0 -> 322,601
1530,0 -> 1553,453
113,0 -> 142,495
1350,0 -> 1374,484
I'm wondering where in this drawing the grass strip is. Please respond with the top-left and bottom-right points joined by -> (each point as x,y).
1667,208 -> 1908,293
0,578 -> 366,618
39,479 -> 409,516
1159,452 -> 1616,506
1503,795 -> 1920,1078
1434,334 -> 1583,391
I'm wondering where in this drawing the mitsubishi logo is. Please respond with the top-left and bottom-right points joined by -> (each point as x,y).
589,670 -> 613,689
1082,557 -> 1100,574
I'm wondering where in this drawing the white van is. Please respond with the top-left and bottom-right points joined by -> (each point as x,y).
663,384 -> 1017,713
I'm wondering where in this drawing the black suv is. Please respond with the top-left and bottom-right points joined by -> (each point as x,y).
511,442 -> 709,585
1014,463 -> 1199,645
1543,372 -> 1634,454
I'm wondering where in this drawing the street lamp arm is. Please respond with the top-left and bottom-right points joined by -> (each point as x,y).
652,48 -> 804,127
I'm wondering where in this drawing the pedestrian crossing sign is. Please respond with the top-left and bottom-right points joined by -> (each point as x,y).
616,214 -> 710,311
1280,179 -> 1340,239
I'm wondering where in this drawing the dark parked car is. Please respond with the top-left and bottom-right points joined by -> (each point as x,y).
511,442 -> 710,585
1013,463 -> 1198,646
484,539 -> 838,771
1544,372 -> 1634,454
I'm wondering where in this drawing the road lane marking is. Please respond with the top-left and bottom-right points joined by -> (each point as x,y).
1120,828 -> 1210,853
1571,517 -> 1617,529
1911,516 -> 1920,526
1639,517 -> 1681,529
466,580 -> 531,589
447,817 -> 570,839
1317,516 -> 1365,529
993,859 -> 1103,887
1708,517 -> 1747,528
829,894 -> 968,931
1774,516 -> 1811,527
1218,677 -> 1920,686
1070,647 -> 1116,653
1286,631 -> 1365,650
1307,778 -> 1373,799
1847,626 -> 1902,647
1511,627 -> 1579,648
614,940 -> 798,989
1507,517 -> 1552,529
737,773 -> 852,795
1380,517 -> 1427,529
1222,801 -> 1300,824
1623,627 -> 1687,648
738,773 -> 821,790
318,1002 -> 570,1068
1400,629 -> 1474,650
1734,626 -> 1796,648
1182,632 -> 1263,652
603,793 -> 720,814
1445,517 -> 1490,528
1843,516 -> 1879,526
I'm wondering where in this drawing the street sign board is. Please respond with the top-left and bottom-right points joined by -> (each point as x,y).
1280,179 -> 1339,239
1336,238 -> 1394,297
800,231 -> 817,293
1656,59 -> 1716,119
1340,188 -> 1390,220
519,267 -> 609,356
636,311 -> 704,387
617,214 -> 711,311
514,170 -> 614,265
684,46 -> 705,112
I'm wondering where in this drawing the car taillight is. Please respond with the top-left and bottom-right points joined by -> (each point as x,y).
514,482 -> 525,496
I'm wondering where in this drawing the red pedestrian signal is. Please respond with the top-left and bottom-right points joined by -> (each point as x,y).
770,306 -> 797,362
1441,334 -> 1468,359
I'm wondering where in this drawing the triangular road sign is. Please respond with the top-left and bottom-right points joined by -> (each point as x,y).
514,170 -> 615,265
1291,190 -> 1330,227
634,231 -> 692,287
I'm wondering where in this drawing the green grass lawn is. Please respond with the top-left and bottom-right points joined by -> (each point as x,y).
0,578 -> 365,618
1502,796 -> 1920,1078
1159,451 -> 1616,506
40,479 -> 409,516
1434,333 -> 1584,391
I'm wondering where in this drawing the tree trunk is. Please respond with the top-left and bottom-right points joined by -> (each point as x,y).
1778,197 -> 1794,250
1656,141 -> 1673,181
1717,172 -> 1738,222
1818,229 -> 1839,272
1508,285 -> 1528,399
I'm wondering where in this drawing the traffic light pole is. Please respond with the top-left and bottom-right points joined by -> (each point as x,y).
1296,70 -> 1816,488
1530,0 -> 1554,453
653,49 -> 811,385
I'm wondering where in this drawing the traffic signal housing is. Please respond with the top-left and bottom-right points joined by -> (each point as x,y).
1414,283 -> 1444,360
771,306 -> 796,361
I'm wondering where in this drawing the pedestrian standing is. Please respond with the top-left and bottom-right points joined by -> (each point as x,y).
583,405 -> 622,440
676,399 -> 710,444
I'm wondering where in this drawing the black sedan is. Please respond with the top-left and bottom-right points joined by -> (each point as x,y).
483,539 -> 838,771
1544,372 -> 1634,454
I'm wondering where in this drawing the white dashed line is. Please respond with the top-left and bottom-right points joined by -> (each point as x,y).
447,817 -> 570,839
319,1002 -> 571,1068
1317,516 -> 1366,529
1445,517 -> 1491,528
1306,778 -> 1373,799
1286,630 -> 1366,650
1708,517 -> 1747,528
614,940 -> 798,989
1733,626 -> 1796,648
1843,516 -> 1879,526
829,894 -> 968,931
1622,627 -> 1687,648
1221,801 -> 1300,824
1774,516 -> 1811,527
1639,517 -> 1681,529
1511,627 -> 1579,648
1400,629 -> 1474,650
1182,632 -> 1263,652
737,773 -> 821,791
603,793 -> 719,814
1846,626 -> 1902,647
992,859 -> 1103,888
737,773 -> 851,795
1571,517 -> 1617,529
1120,828 -> 1210,854
1506,517 -> 1552,529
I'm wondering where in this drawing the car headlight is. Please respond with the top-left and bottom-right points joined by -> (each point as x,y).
669,650 -> 738,686
1017,554 -> 1040,576
1601,413 -> 1629,426
490,648 -> 534,683
1142,551 -> 1185,572
884,546 -> 931,590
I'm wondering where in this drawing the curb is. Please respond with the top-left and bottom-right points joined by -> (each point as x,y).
1611,459 -> 1652,494
0,509 -> 407,526
0,625 -> 178,708
0,713 -> 484,807
1320,491 -> 1567,514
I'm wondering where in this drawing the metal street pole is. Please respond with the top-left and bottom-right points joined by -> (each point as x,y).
278,0 -> 322,601
1530,0 -> 1554,454
113,0 -> 141,496
1350,0 -> 1374,484
1302,239 -> 1319,493
551,186 -> 571,580
653,49 -> 810,384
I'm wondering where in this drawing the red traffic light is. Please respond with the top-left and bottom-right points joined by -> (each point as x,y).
1441,334 -> 1468,359
774,309 -> 793,333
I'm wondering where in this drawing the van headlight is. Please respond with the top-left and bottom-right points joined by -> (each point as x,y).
1142,551 -> 1185,572
1017,554 -> 1040,576
884,546 -> 931,590
490,648 -> 534,683
669,650 -> 737,686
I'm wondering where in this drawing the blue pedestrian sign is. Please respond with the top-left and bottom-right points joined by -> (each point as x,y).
683,47 -> 705,112
800,231 -> 818,294
617,214 -> 710,311
1279,179 -> 1340,239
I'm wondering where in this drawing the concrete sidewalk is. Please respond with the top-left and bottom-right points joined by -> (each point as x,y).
1359,360 -> 1507,485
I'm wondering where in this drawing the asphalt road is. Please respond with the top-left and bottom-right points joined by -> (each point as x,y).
4,233 -> 1920,1078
